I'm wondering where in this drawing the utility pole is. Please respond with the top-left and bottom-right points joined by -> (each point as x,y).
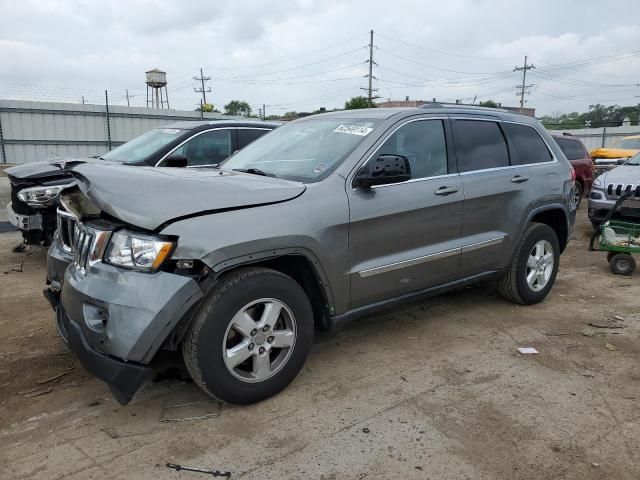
104,90 -> 112,151
514,55 -> 535,112
194,68 -> 211,106
636,83 -> 640,126
125,89 -> 130,107
81,96 -> 85,105
262,103 -> 266,120
360,29 -> 378,106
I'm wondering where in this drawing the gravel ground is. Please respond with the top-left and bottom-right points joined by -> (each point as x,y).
0,206 -> 638,480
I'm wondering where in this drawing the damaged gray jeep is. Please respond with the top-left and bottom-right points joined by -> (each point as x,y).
46,105 -> 576,405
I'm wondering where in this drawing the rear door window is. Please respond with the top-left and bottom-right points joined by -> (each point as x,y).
503,123 -> 553,165
453,120 -> 509,172
555,137 -> 586,161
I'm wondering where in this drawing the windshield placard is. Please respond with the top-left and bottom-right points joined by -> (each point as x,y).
333,124 -> 373,136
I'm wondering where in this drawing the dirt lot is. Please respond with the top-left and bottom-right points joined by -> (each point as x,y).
0,207 -> 638,480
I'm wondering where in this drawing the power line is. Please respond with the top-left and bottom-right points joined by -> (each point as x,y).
377,47 -> 510,76
375,32 -> 521,60
217,47 -> 367,80
213,33 -> 369,71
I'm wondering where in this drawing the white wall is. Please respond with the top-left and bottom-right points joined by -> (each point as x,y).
0,99 -> 241,164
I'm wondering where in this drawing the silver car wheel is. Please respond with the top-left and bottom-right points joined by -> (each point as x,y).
526,240 -> 554,292
222,298 -> 297,383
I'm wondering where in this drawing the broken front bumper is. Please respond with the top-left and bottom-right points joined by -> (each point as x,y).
57,307 -> 151,405
6,201 -> 42,231
44,233 -> 73,309
60,261 -> 204,404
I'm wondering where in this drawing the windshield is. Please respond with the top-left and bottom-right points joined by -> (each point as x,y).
101,128 -> 186,163
220,118 -> 380,182
627,153 -> 640,165
612,138 -> 640,150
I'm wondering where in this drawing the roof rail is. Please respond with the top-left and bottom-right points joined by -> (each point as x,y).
562,132 -> 574,136
418,102 -> 510,113
418,102 -> 444,109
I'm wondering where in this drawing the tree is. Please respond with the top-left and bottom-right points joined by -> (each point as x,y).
478,100 -> 499,108
195,103 -> 215,112
224,100 -> 252,116
345,96 -> 375,109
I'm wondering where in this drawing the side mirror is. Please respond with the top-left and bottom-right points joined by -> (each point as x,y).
353,154 -> 411,188
164,154 -> 188,168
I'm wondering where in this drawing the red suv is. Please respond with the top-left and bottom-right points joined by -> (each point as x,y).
553,133 -> 594,208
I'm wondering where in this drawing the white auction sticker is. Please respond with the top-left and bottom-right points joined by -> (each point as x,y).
333,124 -> 373,136
162,128 -> 181,135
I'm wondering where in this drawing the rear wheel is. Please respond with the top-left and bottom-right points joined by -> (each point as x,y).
609,253 -> 636,276
498,222 -> 560,305
573,182 -> 583,209
183,267 -> 314,404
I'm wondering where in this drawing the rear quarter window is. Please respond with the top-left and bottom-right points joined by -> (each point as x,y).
503,123 -> 553,165
555,137 -> 587,161
453,120 -> 510,172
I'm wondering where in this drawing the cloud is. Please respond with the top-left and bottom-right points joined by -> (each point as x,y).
0,0 -> 639,115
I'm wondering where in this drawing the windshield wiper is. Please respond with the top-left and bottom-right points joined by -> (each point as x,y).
232,168 -> 277,178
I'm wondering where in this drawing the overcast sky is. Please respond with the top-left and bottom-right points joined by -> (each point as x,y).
1,0 -> 639,117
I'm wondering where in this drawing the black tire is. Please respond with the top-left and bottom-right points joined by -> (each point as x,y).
606,251 -> 616,263
497,222 -> 560,305
573,182 -> 583,209
183,267 -> 314,404
609,253 -> 636,276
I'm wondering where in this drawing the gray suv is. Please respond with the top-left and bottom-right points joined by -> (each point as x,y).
48,105 -> 576,405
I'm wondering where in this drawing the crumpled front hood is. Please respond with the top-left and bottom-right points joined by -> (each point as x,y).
6,157 -> 95,183
590,148 -> 639,159
69,163 -> 306,231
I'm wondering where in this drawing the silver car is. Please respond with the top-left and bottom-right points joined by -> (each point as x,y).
47,105 -> 576,405
588,153 -> 640,227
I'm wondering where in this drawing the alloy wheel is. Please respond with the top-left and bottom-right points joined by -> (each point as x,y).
526,240 -> 554,292
222,298 -> 297,383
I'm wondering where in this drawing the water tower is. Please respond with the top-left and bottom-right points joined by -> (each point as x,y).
145,69 -> 169,109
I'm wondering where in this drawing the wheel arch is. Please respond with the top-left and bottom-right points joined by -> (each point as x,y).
211,248 -> 336,331
528,205 -> 570,253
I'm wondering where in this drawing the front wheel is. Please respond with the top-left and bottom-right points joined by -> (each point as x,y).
609,253 -> 636,276
497,222 -> 560,304
183,267 -> 314,404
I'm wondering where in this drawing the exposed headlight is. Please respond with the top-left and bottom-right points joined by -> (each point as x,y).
17,185 -> 63,207
105,230 -> 175,271
592,175 -> 604,188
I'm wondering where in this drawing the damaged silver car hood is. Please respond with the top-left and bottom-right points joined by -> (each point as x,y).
69,163 -> 306,231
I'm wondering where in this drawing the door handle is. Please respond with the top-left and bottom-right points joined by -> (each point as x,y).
511,175 -> 529,183
434,186 -> 459,196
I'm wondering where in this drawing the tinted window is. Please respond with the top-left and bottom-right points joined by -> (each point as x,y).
101,128 -> 186,163
503,123 -> 553,165
173,129 -> 232,166
377,120 -> 447,179
237,128 -> 270,149
453,120 -> 509,172
555,137 -> 586,161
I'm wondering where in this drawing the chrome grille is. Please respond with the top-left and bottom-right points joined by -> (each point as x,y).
606,183 -> 640,199
56,209 -> 77,253
73,224 -> 95,273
